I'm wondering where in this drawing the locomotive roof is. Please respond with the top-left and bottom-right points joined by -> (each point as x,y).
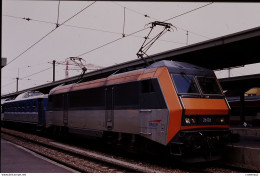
49,60 -> 216,95
148,60 -> 215,76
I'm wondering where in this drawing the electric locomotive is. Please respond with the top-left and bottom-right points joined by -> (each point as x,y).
46,60 -> 237,161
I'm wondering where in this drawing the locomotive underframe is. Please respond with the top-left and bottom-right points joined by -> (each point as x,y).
169,129 -> 239,162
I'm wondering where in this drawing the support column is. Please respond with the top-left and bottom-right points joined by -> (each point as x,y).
16,77 -> 19,92
53,60 -> 56,82
240,90 -> 245,124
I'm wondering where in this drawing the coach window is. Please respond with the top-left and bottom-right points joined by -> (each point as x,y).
6,105 -> 8,112
32,101 -> 36,112
21,103 -> 24,112
17,103 -> 21,112
24,103 -> 26,112
18,104 -> 21,112
27,102 -> 31,112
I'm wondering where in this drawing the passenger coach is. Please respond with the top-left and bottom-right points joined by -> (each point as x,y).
2,92 -> 48,131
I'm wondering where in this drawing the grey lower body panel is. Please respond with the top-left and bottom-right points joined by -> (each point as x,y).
46,108 -> 169,145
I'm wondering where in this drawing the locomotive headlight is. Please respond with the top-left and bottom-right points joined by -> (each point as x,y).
184,117 -> 191,124
220,117 -> 225,123
191,118 -> 196,124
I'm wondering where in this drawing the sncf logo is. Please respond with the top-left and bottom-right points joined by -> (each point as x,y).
148,120 -> 161,128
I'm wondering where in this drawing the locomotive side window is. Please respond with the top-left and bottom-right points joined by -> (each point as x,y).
69,87 -> 105,108
52,94 -> 63,109
114,81 -> 139,108
197,77 -> 222,95
172,74 -> 199,94
140,79 -> 167,109
141,79 -> 155,93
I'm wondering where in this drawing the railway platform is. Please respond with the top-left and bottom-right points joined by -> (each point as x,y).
224,127 -> 260,170
1,139 -> 76,173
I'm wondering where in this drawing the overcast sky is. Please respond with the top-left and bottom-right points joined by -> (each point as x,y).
2,1 -> 260,95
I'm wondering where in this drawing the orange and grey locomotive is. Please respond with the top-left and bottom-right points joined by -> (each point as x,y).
45,60 -> 238,161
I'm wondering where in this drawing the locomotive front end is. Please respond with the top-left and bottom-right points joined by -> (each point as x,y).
164,62 -> 239,162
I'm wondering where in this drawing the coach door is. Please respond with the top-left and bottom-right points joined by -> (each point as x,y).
105,87 -> 114,130
63,94 -> 68,126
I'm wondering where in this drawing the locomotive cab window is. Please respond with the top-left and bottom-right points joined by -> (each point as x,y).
172,74 -> 199,94
197,77 -> 222,95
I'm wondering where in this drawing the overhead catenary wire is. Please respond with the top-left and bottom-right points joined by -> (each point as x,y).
76,2 -> 213,58
21,66 -> 53,79
3,14 -> 186,45
111,2 -> 212,39
111,2 -> 157,20
164,2 -> 214,22
2,81 -> 16,88
3,2 -> 212,67
77,27 -> 148,57
4,1 -> 96,67
3,2 -> 213,91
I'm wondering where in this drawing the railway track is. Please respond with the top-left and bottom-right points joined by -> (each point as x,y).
1,128 -> 259,173
1,128 -> 168,173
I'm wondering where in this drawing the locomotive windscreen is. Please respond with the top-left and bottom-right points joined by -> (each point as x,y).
172,74 -> 199,94
197,77 -> 222,95
172,74 -> 223,96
